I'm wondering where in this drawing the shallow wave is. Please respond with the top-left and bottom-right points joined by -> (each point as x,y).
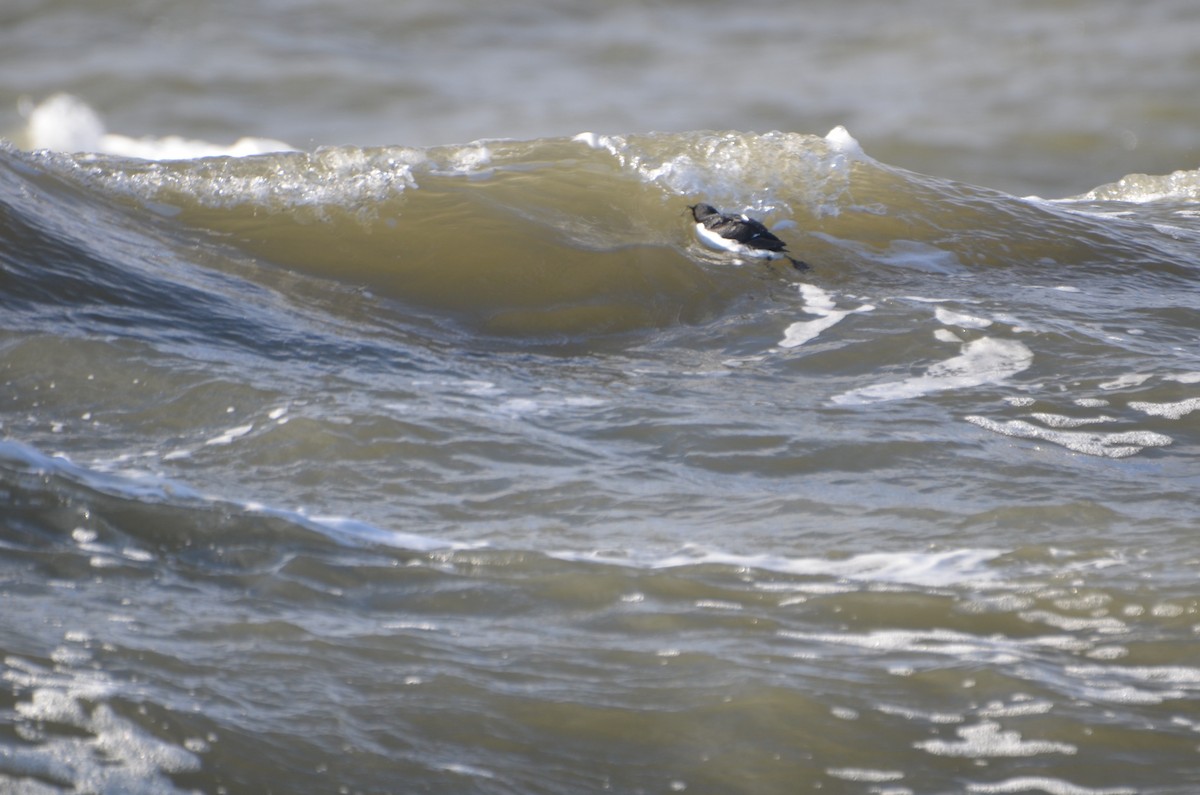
9,125 -> 1198,342
3,433 -> 1198,794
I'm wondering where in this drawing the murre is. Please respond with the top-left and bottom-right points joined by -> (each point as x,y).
689,203 -> 807,270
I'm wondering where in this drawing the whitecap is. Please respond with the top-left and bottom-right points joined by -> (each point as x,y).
26,93 -> 294,159
571,131 -> 605,149
823,125 -> 865,158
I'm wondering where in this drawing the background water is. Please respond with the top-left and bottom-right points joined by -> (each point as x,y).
3,0 -> 1200,196
1,2 -> 1200,794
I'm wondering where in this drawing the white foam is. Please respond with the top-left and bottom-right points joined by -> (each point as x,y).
826,768 -> 904,783
1029,413 -> 1116,428
878,704 -> 965,724
778,628 -> 1022,665
559,546 -> 1006,589
430,143 -> 494,176
966,777 -> 1137,795
965,416 -> 1172,459
1165,372 -> 1200,384
935,306 -> 993,329
978,698 -> 1054,718
1019,610 -> 1129,634
203,422 -> 255,446
823,125 -> 865,158
694,599 -> 743,611
1074,167 -> 1200,204
1067,684 -> 1180,705
915,721 -> 1076,758
901,295 -> 979,304
779,284 -> 874,348
3,656 -> 200,793
1129,397 -> 1200,420
25,93 -> 295,159
1066,661 -> 1199,706
99,133 -> 296,160
1069,664 -> 1200,687
576,129 -> 856,218
494,393 -> 606,418
572,131 -> 604,149
833,338 -> 1033,405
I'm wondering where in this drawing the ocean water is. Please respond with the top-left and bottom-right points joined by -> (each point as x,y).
2,2 -> 1200,794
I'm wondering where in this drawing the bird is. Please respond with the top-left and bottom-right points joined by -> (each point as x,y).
689,203 -> 807,270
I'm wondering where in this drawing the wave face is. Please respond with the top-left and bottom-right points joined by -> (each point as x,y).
2,129 -> 1200,794
10,128 -> 1199,336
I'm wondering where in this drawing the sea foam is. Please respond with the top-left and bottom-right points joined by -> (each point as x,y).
25,93 -> 294,159
779,283 -> 874,348
833,338 -> 1033,405
964,417 -> 1172,459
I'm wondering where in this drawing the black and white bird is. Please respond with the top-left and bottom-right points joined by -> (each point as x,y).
689,203 -> 807,270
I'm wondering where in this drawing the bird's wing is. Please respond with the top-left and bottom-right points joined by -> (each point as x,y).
731,219 -> 787,251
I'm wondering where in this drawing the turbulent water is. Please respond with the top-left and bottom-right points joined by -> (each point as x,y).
3,2 -> 1200,794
